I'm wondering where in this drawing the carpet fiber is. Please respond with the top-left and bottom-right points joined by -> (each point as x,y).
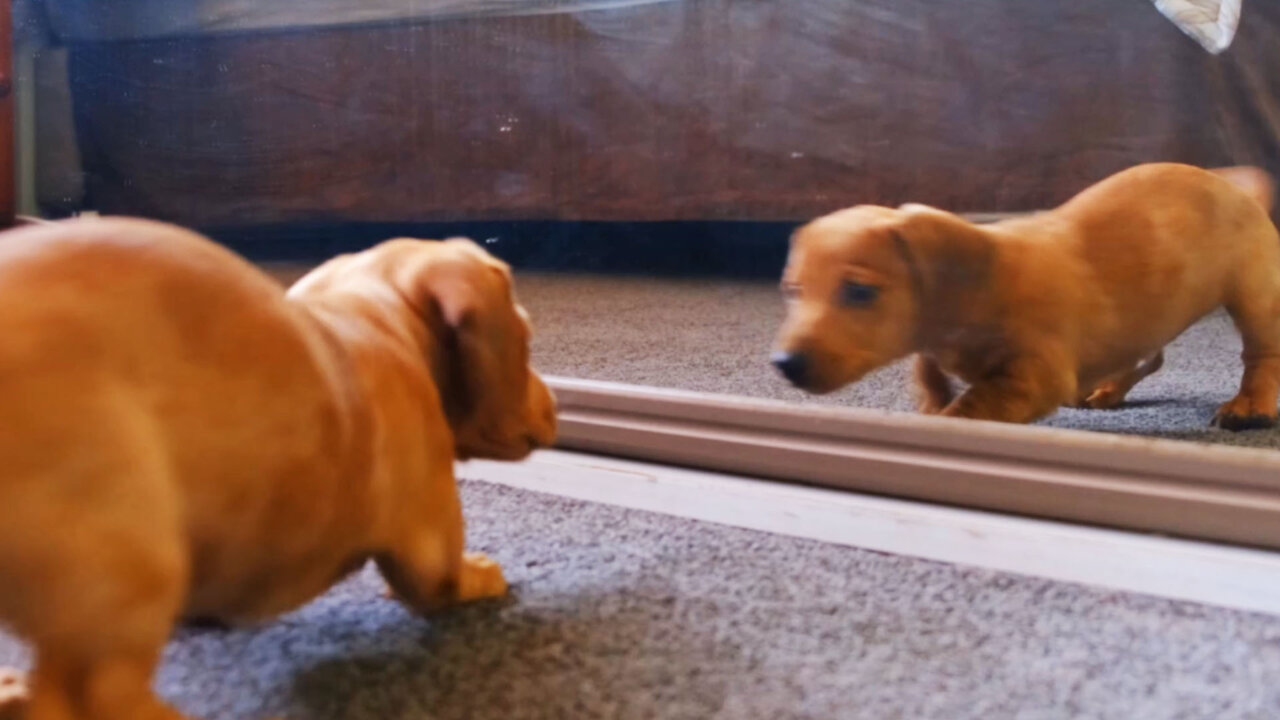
2,480 -> 1278,719
515,273 -> 1280,450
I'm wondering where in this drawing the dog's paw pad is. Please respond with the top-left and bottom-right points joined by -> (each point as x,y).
0,668 -> 29,720
1214,396 -> 1278,431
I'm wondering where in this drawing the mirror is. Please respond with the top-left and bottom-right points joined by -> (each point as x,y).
14,0 -> 1280,455
8,6 -> 1280,720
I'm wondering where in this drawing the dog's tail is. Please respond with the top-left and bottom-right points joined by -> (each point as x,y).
1210,165 -> 1275,215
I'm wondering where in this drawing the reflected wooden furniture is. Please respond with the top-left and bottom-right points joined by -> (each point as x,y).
0,0 -> 12,228
35,0 -> 1280,229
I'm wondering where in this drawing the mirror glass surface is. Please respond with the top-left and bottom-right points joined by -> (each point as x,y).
18,0 -> 1280,451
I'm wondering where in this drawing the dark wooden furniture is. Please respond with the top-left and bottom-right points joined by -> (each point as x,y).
35,1 -> 1280,230
0,0 -> 13,228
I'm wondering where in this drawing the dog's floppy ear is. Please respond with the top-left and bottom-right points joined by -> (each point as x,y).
401,237 -> 497,331
889,206 -> 994,309
400,240 -> 522,446
428,273 -> 480,331
423,270 -> 493,432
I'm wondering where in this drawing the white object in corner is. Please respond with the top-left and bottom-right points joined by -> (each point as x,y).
1153,0 -> 1242,54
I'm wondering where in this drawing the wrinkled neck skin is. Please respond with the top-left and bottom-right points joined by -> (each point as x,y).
913,282 -> 1002,355
299,281 -> 458,418
286,285 -> 459,536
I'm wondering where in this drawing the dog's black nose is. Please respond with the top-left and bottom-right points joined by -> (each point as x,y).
771,351 -> 810,386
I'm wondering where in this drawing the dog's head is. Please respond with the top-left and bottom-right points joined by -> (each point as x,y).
291,238 -> 556,461
772,204 -> 992,393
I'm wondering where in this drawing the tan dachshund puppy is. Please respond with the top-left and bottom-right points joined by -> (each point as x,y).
0,217 -> 555,719
773,163 -> 1280,429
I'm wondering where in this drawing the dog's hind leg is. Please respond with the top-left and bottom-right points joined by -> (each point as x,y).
26,643 -> 188,720
10,514 -> 191,720
1216,295 -> 1280,430
1076,350 -> 1165,410
0,392 -> 193,720
17,499 -> 191,720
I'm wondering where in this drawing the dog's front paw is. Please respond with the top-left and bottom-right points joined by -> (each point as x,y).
1213,396 -> 1278,431
1078,385 -> 1126,410
0,668 -> 29,720
457,552 -> 508,602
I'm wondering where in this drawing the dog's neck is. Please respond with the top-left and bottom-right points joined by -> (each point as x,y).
352,295 -> 461,424
913,287 -> 1005,354
294,289 -> 462,454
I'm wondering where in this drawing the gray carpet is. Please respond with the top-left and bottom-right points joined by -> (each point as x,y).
3,480 -> 1279,719
515,273 -> 1280,450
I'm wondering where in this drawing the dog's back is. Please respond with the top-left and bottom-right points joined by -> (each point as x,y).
1050,162 -> 1278,303
1039,163 -> 1280,386
0,218 -> 371,635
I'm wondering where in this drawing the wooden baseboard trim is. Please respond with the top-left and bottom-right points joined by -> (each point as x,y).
545,377 -> 1280,550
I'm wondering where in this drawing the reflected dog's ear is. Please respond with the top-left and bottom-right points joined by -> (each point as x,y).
889,207 -> 994,308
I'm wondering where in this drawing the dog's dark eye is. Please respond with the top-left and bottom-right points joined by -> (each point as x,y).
841,281 -> 879,307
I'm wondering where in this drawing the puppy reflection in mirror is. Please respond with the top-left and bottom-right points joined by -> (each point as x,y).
773,163 -> 1280,430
